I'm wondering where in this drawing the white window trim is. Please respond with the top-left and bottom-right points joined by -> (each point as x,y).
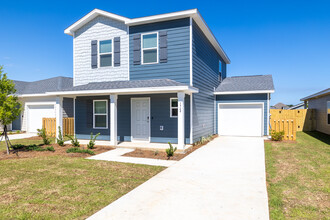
93,100 -> 108,129
98,39 -> 114,68
141,32 -> 159,65
327,101 -> 330,125
170,98 -> 178,118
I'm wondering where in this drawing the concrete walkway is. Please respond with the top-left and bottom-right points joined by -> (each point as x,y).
88,148 -> 177,167
88,136 -> 269,220
6,133 -> 36,140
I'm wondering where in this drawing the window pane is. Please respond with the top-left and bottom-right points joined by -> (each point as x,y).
171,99 -> 178,107
95,115 -> 107,128
100,40 -> 112,53
172,109 -> 178,117
327,101 -> 330,112
95,101 -> 106,114
328,114 -> 330,125
143,34 -> 157,48
143,49 -> 157,63
219,61 -> 222,72
100,54 -> 112,67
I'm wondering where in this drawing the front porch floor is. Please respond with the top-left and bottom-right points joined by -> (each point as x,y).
64,140 -> 193,153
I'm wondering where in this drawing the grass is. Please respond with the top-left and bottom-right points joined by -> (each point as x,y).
265,131 -> 330,220
0,137 -> 53,151
0,139 -> 165,219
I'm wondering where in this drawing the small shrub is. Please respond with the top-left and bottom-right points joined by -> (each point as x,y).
166,142 -> 177,158
38,128 -> 51,145
200,136 -> 207,144
37,129 -> 43,137
154,150 -> 159,156
26,144 -> 44,151
12,144 -> 24,150
66,135 -> 80,147
271,130 -> 285,141
16,130 -> 20,134
46,146 -> 55,152
87,132 -> 100,149
56,126 -> 64,146
66,147 -> 95,155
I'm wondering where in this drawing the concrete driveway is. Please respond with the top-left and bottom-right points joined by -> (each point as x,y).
6,133 -> 37,140
88,136 -> 269,220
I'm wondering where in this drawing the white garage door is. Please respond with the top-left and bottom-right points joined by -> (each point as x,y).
218,103 -> 263,137
28,105 -> 55,133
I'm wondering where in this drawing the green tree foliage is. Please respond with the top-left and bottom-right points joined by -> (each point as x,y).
0,66 -> 21,154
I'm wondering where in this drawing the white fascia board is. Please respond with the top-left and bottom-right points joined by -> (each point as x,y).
64,9 -> 130,36
126,9 -> 197,25
192,12 -> 230,64
300,88 -> 330,101
19,86 -> 199,97
214,90 -> 275,95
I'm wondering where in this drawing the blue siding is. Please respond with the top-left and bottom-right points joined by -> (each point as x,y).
215,94 -> 269,135
192,20 -> 226,142
75,94 -> 190,143
129,18 -> 191,84
75,96 -> 110,141
63,98 -> 74,118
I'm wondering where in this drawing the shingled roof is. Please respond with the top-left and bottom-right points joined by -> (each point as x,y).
13,76 -> 73,95
215,75 -> 274,93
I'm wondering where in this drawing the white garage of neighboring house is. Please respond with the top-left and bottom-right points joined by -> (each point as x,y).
214,75 -> 274,137
12,77 -> 74,133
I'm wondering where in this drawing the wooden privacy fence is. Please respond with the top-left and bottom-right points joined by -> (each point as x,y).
42,118 -> 56,137
42,118 -> 74,137
269,109 -> 315,141
270,109 -> 315,131
270,119 -> 296,140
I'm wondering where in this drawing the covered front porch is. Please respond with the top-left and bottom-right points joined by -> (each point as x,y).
52,79 -> 198,150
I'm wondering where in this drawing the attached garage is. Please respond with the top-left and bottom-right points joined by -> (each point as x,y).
218,103 -> 264,137
27,105 -> 55,133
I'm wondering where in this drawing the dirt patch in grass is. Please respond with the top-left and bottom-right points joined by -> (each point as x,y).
123,135 -> 218,160
0,142 -> 114,160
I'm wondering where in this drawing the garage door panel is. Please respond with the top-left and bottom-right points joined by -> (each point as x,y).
218,103 -> 263,137
28,105 -> 55,133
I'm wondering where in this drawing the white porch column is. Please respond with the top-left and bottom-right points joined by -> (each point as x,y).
55,96 -> 63,141
110,94 -> 118,146
177,92 -> 185,149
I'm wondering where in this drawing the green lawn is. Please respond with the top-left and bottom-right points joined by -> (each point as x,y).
0,137 -> 53,151
0,149 -> 164,219
265,131 -> 330,220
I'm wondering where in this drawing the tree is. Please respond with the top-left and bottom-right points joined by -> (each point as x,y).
0,66 -> 21,154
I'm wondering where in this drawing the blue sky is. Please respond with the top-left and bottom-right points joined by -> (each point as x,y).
0,0 -> 329,105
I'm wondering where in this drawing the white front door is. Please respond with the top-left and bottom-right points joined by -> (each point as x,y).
131,98 -> 150,141
218,103 -> 263,137
27,105 -> 55,133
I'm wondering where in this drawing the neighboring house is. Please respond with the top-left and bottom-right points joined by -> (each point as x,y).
288,102 -> 305,110
12,9 -> 274,149
301,88 -> 330,135
273,102 -> 289,109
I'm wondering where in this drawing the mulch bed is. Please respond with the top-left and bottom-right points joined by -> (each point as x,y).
123,134 -> 218,161
0,137 -> 114,160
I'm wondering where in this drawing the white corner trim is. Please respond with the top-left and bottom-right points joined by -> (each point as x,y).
190,94 -> 193,144
189,17 -> 193,86
267,93 -> 270,135
214,90 -> 275,95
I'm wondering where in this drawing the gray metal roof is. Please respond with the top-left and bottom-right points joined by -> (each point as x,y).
13,77 -> 73,95
61,79 -> 187,92
215,75 -> 274,93
301,88 -> 330,101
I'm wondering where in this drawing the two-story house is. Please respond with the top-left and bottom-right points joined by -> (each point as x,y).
12,9 -> 274,150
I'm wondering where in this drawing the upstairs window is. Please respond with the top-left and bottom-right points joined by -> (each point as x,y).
142,33 -> 158,64
93,100 -> 108,129
99,40 -> 113,67
170,98 -> 178,118
327,101 -> 330,125
219,61 -> 223,81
